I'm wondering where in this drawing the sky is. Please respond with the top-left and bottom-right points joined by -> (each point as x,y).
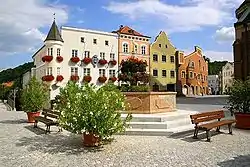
0,0 -> 244,69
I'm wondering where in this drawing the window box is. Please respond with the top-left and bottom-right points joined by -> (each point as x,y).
56,56 -> 63,63
98,76 -> 107,83
83,75 -> 92,83
70,75 -> 79,81
109,77 -> 117,82
71,57 -> 80,63
42,75 -> 54,82
42,56 -> 53,62
56,75 -> 64,82
109,60 -> 117,66
82,57 -> 92,64
99,59 -> 108,65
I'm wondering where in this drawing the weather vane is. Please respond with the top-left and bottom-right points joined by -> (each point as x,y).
53,13 -> 56,21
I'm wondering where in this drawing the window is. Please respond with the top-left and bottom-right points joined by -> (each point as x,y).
105,40 -> 109,46
159,44 -> 162,48
72,49 -> 78,57
100,52 -> 105,59
123,43 -> 128,53
162,70 -> 166,77
189,72 -> 193,78
47,67 -> 52,75
93,39 -> 97,44
83,68 -> 90,76
99,69 -> 105,77
57,67 -> 60,75
141,46 -> 146,55
84,51 -> 90,58
194,73 -> 197,78
134,45 -> 138,53
199,60 -> 201,68
198,74 -> 200,79
181,71 -> 185,78
109,70 -> 115,77
170,71 -> 175,78
71,67 -> 78,75
153,69 -> 158,77
81,37 -> 85,43
162,55 -> 166,62
57,48 -> 61,56
153,54 -> 158,62
48,48 -> 53,56
165,45 -> 168,48
110,53 -> 115,60
170,56 -> 175,63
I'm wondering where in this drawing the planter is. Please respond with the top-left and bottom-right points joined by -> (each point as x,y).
42,75 -> 54,82
235,113 -> 250,129
109,77 -> 117,82
98,76 -> 107,83
109,60 -> 117,66
70,75 -> 79,81
42,56 -> 53,62
83,76 -> 92,83
71,57 -> 80,63
99,59 -> 107,65
82,132 -> 100,147
27,112 -> 40,123
82,57 -> 92,64
56,56 -> 63,62
56,75 -> 64,82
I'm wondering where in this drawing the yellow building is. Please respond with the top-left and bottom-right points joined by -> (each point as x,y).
150,31 -> 176,91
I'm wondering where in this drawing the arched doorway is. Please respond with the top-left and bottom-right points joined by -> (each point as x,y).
190,86 -> 195,95
182,85 -> 189,95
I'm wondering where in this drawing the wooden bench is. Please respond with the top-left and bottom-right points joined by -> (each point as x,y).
33,109 -> 62,134
190,110 -> 236,142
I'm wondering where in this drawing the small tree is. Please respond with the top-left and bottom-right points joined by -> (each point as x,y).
21,77 -> 49,112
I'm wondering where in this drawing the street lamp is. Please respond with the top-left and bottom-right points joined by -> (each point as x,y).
12,88 -> 18,111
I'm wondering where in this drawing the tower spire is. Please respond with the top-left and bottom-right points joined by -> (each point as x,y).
44,14 -> 64,42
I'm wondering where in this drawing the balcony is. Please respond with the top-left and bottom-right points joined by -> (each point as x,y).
42,75 -> 54,82
70,57 -> 80,63
42,56 -> 53,62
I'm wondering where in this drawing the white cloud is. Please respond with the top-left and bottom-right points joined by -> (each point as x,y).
214,26 -> 235,43
0,0 -> 68,56
105,0 -> 242,33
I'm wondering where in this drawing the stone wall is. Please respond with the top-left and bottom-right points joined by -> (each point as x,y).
123,92 -> 176,114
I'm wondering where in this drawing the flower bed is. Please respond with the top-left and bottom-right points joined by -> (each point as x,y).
82,57 -> 92,64
98,76 -> 107,83
70,75 -> 79,81
83,75 -> 92,82
99,59 -> 107,65
71,57 -> 80,63
109,60 -> 117,66
56,56 -> 63,62
109,77 -> 117,82
56,75 -> 64,82
42,56 -> 53,62
42,75 -> 54,81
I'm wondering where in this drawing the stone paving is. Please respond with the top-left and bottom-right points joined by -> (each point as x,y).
0,102 -> 250,167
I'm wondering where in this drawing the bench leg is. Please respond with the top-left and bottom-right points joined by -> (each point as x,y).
228,124 -> 233,135
34,121 -> 38,128
193,127 -> 199,139
206,130 -> 211,142
45,125 -> 51,134
216,126 -> 220,132
58,126 -> 63,132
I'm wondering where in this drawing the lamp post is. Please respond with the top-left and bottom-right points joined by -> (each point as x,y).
12,88 -> 18,111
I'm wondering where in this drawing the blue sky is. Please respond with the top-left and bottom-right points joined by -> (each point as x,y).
0,0 -> 244,69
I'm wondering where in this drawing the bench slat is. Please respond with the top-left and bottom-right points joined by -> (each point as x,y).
34,116 -> 56,125
198,120 -> 236,130
44,113 -> 58,119
190,110 -> 224,124
190,110 -> 224,119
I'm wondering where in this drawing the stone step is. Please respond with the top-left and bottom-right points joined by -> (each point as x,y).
166,118 -> 192,129
122,128 -> 172,136
166,124 -> 195,134
127,122 -> 168,129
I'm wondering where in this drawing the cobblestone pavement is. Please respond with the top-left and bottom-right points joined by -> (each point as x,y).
0,103 -> 250,167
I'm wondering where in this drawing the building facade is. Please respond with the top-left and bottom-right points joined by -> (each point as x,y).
208,75 -> 220,95
176,46 -> 208,96
150,31 -> 176,91
29,21 -> 119,99
233,0 -> 250,81
112,25 -> 151,72
221,62 -> 234,94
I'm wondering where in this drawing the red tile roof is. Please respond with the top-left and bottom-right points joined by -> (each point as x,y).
113,25 -> 150,38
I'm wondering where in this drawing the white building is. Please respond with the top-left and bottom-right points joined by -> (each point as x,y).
221,62 -> 234,94
208,75 -> 220,95
26,20 -> 119,99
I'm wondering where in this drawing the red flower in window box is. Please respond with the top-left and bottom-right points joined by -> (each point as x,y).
109,60 -> 117,66
56,56 -> 63,62
98,76 -> 107,83
82,57 -> 92,64
83,75 -> 92,82
56,75 -> 64,82
42,75 -> 54,81
71,57 -> 80,63
70,75 -> 79,81
99,59 -> 107,65
42,56 -> 53,62
109,77 -> 117,82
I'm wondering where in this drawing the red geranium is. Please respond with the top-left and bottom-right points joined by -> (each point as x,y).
83,75 -> 92,82
56,75 -> 64,81
42,75 -> 54,81
42,56 -> 53,62
70,75 -> 79,81
56,56 -> 63,62
109,60 -> 117,66
71,57 -> 80,63
109,77 -> 117,82
99,59 -> 107,65
98,76 -> 107,83
82,57 -> 92,64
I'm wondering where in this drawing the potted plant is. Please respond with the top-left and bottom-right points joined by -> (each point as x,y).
21,77 -> 49,123
82,57 -> 92,64
109,60 -> 117,66
83,75 -> 92,83
225,78 -> 250,129
56,56 -> 63,62
70,75 -> 79,81
71,57 -> 80,63
55,82 -> 132,147
42,55 -> 53,62
99,59 -> 107,65
109,77 -> 117,82
98,76 -> 107,83
56,75 -> 64,82
42,75 -> 54,82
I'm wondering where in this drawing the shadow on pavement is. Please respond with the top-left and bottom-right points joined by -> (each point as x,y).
217,154 -> 250,167
0,119 -> 27,124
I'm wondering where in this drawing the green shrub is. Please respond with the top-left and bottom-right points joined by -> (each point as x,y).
118,85 -> 150,92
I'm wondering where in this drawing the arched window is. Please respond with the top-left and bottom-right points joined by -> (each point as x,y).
141,46 -> 146,55
123,43 -> 128,53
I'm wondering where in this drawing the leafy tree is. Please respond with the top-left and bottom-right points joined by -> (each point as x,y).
208,61 -> 228,75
